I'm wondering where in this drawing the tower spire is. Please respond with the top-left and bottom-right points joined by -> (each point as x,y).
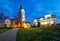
18,4 -> 25,22
20,4 -> 23,9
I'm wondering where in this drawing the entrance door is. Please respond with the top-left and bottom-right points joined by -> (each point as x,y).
37,22 -> 40,27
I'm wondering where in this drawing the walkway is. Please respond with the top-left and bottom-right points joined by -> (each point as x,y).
0,28 -> 19,41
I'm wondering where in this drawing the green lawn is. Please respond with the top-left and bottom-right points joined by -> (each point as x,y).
0,28 -> 11,33
16,26 -> 60,41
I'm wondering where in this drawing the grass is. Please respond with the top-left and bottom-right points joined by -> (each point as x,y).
16,26 -> 60,41
0,28 -> 11,33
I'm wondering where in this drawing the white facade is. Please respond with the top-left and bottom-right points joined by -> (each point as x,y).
44,14 -> 51,18
33,14 -> 56,27
5,19 -> 11,27
33,19 -> 38,26
21,9 -> 25,21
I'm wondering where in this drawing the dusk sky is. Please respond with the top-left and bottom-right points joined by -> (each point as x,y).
0,0 -> 60,24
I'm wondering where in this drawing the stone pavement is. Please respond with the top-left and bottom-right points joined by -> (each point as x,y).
0,28 -> 19,41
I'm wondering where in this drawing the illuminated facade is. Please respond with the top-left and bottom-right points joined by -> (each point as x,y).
5,19 -> 11,27
10,5 -> 31,28
33,14 -> 56,27
0,5 -> 31,28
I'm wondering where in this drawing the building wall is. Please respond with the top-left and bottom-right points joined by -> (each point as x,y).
10,21 -> 31,28
33,19 -> 38,27
33,14 -> 56,27
40,18 -> 56,27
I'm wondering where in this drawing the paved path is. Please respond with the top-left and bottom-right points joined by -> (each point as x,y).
0,28 -> 19,41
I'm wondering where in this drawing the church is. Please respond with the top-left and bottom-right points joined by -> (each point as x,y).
10,5 -> 31,28
0,5 -> 31,28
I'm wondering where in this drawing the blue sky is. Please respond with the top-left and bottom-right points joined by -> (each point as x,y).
0,0 -> 60,24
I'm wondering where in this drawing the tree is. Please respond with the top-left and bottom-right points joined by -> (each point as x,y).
0,13 -> 4,19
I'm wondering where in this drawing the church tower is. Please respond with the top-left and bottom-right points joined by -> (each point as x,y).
18,5 -> 25,22
17,4 -> 31,28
